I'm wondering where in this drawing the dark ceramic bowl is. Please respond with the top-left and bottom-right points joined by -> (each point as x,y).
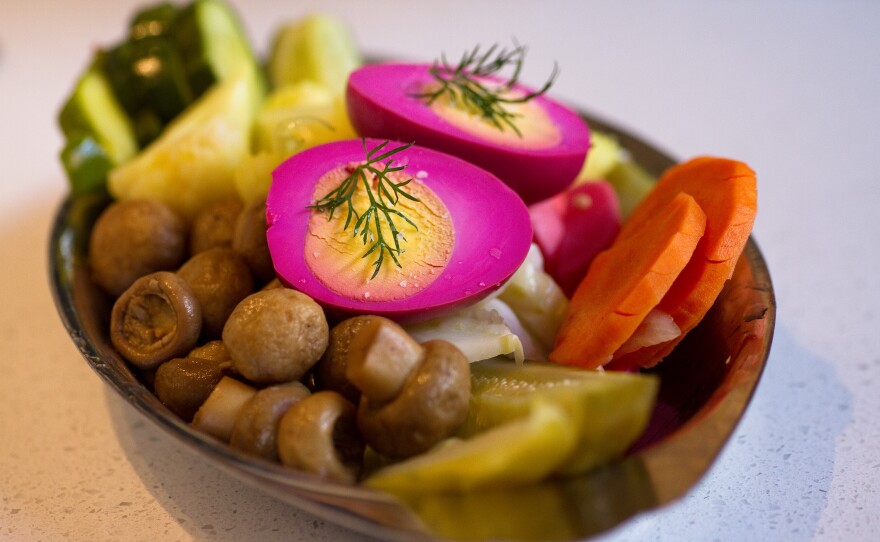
49,110 -> 775,541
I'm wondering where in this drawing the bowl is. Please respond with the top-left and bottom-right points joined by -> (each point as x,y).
49,110 -> 775,541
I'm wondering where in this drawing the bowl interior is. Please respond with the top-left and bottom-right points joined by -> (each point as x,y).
49,111 -> 775,542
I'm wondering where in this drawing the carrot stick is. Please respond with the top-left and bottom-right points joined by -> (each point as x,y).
606,157 -> 757,370
549,192 -> 707,369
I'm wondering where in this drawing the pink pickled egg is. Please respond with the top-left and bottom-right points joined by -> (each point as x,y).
346,63 -> 590,204
266,138 -> 533,324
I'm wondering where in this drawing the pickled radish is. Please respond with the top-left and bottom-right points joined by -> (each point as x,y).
529,181 -> 621,296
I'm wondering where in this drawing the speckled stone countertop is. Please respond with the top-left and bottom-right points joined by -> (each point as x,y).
2,1 -> 878,541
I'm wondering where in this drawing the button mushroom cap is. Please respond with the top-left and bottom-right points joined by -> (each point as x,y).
89,199 -> 187,297
189,196 -> 243,255
230,382 -> 311,461
177,248 -> 256,339
232,199 -> 275,284
260,278 -> 284,291
345,317 -> 471,459
222,289 -> 329,385
277,391 -> 364,484
154,355 -> 233,422
187,340 -> 231,363
313,316 -> 382,404
110,271 -> 202,370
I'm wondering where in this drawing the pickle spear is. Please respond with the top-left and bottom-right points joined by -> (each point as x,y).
463,358 -> 658,476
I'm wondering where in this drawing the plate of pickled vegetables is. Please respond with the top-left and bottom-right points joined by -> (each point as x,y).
49,1 -> 775,540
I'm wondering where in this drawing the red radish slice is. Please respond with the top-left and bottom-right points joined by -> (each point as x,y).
346,63 -> 590,204
529,182 -> 621,296
266,139 -> 533,324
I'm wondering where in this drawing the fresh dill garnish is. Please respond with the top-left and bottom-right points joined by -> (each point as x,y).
308,139 -> 420,280
414,42 -> 559,136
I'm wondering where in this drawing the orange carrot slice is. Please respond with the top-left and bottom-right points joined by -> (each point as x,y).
606,157 -> 757,370
549,192 -> 707,369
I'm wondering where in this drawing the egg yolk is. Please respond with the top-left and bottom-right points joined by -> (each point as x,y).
305,164 -> 455,301
424,81 -> 562,150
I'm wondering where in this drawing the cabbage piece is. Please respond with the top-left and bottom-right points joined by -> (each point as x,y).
496,244 -> 569,351
406,302 -> 525,364
615,308 -> 680,355
476,298 -> 546,361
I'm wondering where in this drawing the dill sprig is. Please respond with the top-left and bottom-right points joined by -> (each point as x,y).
309,139 -> 420,279
414,42 -> 559,136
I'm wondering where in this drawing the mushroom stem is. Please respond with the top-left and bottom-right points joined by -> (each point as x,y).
191,376 -> 257,442
345,318 -> 423,404
341,316 -> 471,459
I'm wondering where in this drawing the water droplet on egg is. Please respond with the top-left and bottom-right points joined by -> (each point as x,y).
489,248 -> 502,259
572,193 -> 593,209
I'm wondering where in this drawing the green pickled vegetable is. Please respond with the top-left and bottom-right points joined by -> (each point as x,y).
268,13 -> 361,93
606,159 -> 656,219
59,134 -> 114,196
129,2 -> 179,41
103,37 -> 194,125
464,358 -> 658,475
57,63 -> 138,195
365,399 -> 577,493
58,63 -> 137,164
107,65 -> 263,219
57,0 -> 262,193
173,0 -> 257,96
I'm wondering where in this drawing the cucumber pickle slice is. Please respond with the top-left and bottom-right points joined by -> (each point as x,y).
366,399 -> 578,493
103,37 -> 194,125
174,0 -> 255,96
57,63 -> 138,195
59,134 -> 114,196
58,0 -> 259,194
58,63 -> 138,164
365,359 -> 658,493
464,358 -> 659,475
129,2 -> 179,41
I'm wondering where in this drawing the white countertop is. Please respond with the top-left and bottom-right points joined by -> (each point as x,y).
2,1 -> 878,540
